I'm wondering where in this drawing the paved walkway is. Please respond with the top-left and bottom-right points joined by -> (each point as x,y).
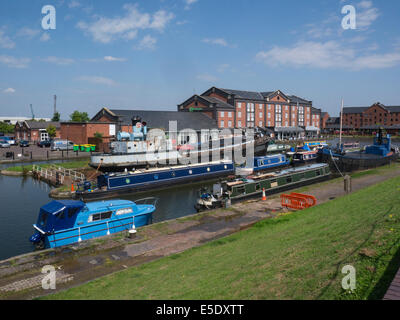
384,268 -> 400,300
1,164 -> 400,300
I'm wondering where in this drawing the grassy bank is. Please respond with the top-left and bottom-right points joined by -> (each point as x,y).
45,174 -> 400,300
4,160 -> 90,173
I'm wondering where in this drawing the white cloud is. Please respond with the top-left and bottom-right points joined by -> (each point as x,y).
217,64 -> 230,73
78,76 -> 117,86
17,27 -> 40,39
68,0 -> 81,8
196,74 -> 218,82
42,56 -> 75,65
104,56 -> 127,62
356,0 -> 380,30
135,35 -> 157,50
40,33 -> 51,42
0,55 -> 30,68
202,38 -> 228,47
3,88 -> 16,94
77,4 -> 174,44
256,41 -> 400,70
0,30 -> 15,49
184,0 -> 198,10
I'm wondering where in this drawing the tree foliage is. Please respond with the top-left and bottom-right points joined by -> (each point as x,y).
0,121 -> 15,134
70,111 -> 90,123
46,125 -> 57,138
52,112 -> 61,122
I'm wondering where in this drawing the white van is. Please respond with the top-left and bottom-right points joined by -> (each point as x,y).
51,140 -> 75,151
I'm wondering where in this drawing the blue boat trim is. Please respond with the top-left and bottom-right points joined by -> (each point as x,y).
29,198 -> 157,249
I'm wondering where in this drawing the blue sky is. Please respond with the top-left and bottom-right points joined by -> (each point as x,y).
0,0 -> 399,118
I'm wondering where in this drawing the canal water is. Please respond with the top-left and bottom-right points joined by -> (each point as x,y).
1,137 -> 399,261
0,161 -> 213,261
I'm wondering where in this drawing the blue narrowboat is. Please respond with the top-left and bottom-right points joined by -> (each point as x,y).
75,161 -> 235,200
29,198 -> 157,249
236,154 -> 290,176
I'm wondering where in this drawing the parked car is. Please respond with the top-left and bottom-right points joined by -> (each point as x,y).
2,136 -> 17,145
19,140 -> 30,147
37,140 -> 52,148
0,141 -> 11,148
51,140 -> 75,151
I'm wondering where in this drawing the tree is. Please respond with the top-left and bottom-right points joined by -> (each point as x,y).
70,111 -> 90,122
46,125 -> 57,139
52,112 -> 60,122
0,121 -> 15,134
94,132 -> 103,142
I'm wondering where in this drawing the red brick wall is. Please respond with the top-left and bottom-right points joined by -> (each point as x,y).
291,105 -> 298,127
236,102 -> 245,128
362,104 -> 389,127
321,113 -> 330,129
255,103 -> 265,127
183,100 -> 209,111
217,110 -> 234,129
61,123 -> 114,145
305,107 -> 311,127
266,103 -> 275,127
208,92 -> 228,102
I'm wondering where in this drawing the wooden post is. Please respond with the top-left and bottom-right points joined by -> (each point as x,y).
344,175 -> 352,194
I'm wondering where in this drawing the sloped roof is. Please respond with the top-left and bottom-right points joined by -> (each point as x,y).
342,107 -> 369,114
219,88 -> 265,101
198,96 -> 235,109
24,121 -> 60,129
108,109 -> 218,131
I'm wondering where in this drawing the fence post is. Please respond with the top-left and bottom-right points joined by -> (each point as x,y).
30,152 -> 33,160
62,150 -> 64,158
47,151 -> 49,159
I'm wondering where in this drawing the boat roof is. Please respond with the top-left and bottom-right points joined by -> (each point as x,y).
229,163 -> 328,185
41,200 -> 85,215
106,160 -> 233,177
85,199 -> 135,211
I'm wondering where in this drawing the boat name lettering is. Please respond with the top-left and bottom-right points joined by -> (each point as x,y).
116,208 -> 134,216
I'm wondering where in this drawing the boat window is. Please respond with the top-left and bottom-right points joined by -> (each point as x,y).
57,210 -> 66,220
68,208 -> 80,218
316,170 -> 321,176
286,177 -> 292,183
236,186 -> 246,194
255,184 -> 261,191
39,212 -> 48,227
91,211 -> 112,222
171,172 -> 176,177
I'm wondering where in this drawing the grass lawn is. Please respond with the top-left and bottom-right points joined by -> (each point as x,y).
44,175 -> 400,300
5,160 -> 90,173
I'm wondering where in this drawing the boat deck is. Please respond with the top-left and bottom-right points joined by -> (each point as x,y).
343,152 -> 393,160
384,266 -> 400,300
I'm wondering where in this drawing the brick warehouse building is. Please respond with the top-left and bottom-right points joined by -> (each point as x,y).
342,102 -> 400,134
178,87 -> 322,135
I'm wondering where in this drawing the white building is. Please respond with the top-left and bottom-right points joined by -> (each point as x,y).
0,117 -> 51,125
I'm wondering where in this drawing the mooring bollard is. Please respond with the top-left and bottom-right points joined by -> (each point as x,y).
344,175 -> 352,194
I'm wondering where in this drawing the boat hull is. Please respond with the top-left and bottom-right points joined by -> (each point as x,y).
43,212 -> 151,249
75,162 -> 235,200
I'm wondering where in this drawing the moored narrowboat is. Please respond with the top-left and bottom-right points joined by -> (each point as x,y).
29,198 -> 157,249
74,161 -> 235,200
235,154 -> 290,176
195,163 -> 331,211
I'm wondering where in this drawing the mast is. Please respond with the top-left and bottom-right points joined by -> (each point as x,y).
339,98 -> 344,147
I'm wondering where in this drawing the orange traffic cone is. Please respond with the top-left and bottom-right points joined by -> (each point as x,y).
71,183 -> 75,192
262,188 -> 267,201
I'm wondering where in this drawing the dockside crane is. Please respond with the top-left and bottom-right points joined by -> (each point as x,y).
30,104 -> 35,120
